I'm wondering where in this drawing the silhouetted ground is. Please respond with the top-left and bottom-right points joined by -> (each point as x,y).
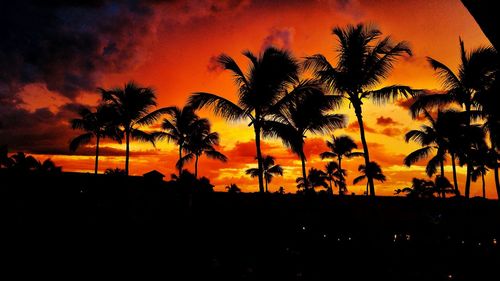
1,171 -> 499,280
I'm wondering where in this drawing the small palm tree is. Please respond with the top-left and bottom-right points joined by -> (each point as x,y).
305,23 -> 420,196
158,106 -> 208,176
104,168 -> 126,176
320,135 -> 363,190
297,168 -> 329,191
395,178 -> 437,199
189,47 -> 300,193
263,81 -> 346,189
177,122 -> 227,178
8,152 -> 40,172
100,81 -> 169,175
226,183 -> 241,194
353,162 -> 386,196
37,159 -> 62,173
69,105 -> 121,175
411,39 -> 496,198
245,155 -> 283,193
324,161 -> 345,195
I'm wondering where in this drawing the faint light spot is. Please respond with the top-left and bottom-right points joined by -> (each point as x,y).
448,274 -> 453,279
461,240 -> 465,244
323,234 -> 327,238
348,237 -> 352,241
478,242 -> 482,246
493,238 -> 497,245
405,234 -> 411,241
302,226 -> 306,231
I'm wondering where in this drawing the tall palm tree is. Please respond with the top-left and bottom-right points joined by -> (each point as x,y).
320,135 -> 363,190
404,110 -> 455,197
99,81 -> 168,175
69,105 -> 121,175
296,167 -> 329,191
411,39 -> 497,198
246,155 -> 283,193
263,81 -> 346,189
189,47 -> 300,193
324,161 -> 345,195
353,161 -> 386,196
177,122 -> 227,178
158,106 -> 208,176
305,23 -> 419,196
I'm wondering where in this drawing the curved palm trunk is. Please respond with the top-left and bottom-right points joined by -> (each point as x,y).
440,160 -> 445,198
481,172 -> 486,198
300,151 -> 308,190
125,129 -> 130,176
354,105 -> 375,196
464,103 -> 472,198
94,135 -> 100,175
178,144 -> 183,177
495,164 -> 500,199
451,152 -> 459,194
194,154 -> 199,179
254,125 -> 265,193
265,176 -> 268,193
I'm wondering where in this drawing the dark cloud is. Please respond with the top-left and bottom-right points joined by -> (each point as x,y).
260,27 -> 294,52
207,55 -> 224,73
379,127 -> 403,137
376,116 -> 401,126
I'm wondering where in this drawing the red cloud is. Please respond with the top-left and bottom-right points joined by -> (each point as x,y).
376,116 -> 400,126
345,121 -> 377,133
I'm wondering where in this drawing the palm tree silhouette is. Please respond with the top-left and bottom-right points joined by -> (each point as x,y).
353,161 -> 386,196
296,167 -> 329,191
99,81 -> 168,175
395,178 -> 437,198
324,161 -> 345,195
158,106 -> 208,176
177,121 -> 227,178
320,135 -> 363,191
9,152 -> 40,172
226,183 -> 241,194
0,145 -> 12,168
189,47 -> 300,193
245,155 -> 283,193
411,39 -> 496,198
69,105 -> 121,175
305,23 -> 419,196
263,81 -> 346,189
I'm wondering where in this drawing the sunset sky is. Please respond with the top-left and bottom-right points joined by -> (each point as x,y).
0,0 -> 495,197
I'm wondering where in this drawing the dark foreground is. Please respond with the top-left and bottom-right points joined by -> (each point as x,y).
1,173 -> 499,280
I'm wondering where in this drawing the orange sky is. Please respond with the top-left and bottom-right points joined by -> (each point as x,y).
13,0 -> 496,197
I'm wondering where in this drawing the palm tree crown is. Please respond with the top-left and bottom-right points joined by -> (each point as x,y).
246,155 -> 283,193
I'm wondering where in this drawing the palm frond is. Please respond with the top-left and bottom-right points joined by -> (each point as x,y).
404,146 -> 433,166
368,85 -> 423,105
69,133 -> 94,152
188,92 -> 247,122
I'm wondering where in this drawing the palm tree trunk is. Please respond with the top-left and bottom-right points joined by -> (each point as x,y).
338,155 -> 344,194
178,144 -> 183,177
451,152 -> 459,195
354,105 -> 375,196
254,125 -> 265,193
482,172 -> 486,198
194,154 -> 199,179
440,160 -> 445,198
464,103 -> 472,198
495,164 -> 500,200
300,151 -> 308,190
94,135 -> 100,175
125,129 -> 130,176
265,177 -> 268,193
328,179 -> 333,195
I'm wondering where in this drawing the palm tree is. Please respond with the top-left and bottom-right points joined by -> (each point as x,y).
189,47 -> 300,193
99,81 -> 169,175
263,81 -> 346,189
245,155 -> 283,193
411,39 -> 497,198
69,105 -> 121,175
177,122 -> 227,178
8,152 -> 40,172
296,168 -> 329,191
104,168 -> 126,176
353,162 -> 386,196
324,161 -> 345,195
305,23 -> 419,196
394,178 -> 437,199
320,135 -> 363,190
226,183 -> 241,194
37,158 -> 62,173
158,106 -> 208,176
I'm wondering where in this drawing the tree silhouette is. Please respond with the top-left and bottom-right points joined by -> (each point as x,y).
99,81 -> 168,175
226,183 -> 241,194
320,135 -> 363,191
262,80 -> 346,189
411,39 -> 497,198
177,121 -> 227,178
104,168 -> 126,176
395,177 -> 454,198
324,161 -> 345,195
189,47 -> 300,193
69,105 -> 121,175
246,155 -> 283,193
296,167 -> 329,192
353,161 -> 386,195
38,158 -> 62,173
305,23 -> 419,196
158,106 -> 209,176
0,145 -> 12,168
8,152 -> 40,172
